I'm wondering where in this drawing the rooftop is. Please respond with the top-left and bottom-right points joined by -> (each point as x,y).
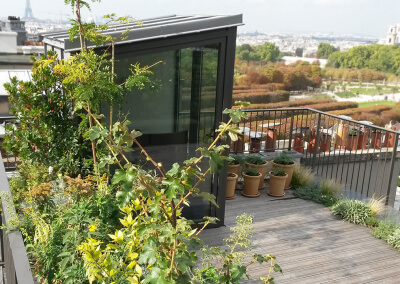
41,14 -> 243,52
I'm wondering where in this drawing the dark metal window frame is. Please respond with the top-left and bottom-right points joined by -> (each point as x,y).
108,28 -> 237,226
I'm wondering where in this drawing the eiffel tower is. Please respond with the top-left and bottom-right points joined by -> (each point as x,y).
24,0 -> 34,19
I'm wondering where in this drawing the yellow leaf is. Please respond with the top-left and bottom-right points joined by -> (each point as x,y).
135,264 -> 143,277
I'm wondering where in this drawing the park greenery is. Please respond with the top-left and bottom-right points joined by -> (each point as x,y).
327,44 -> 400,76
2,1 -> 282,283
317,43 -> 339,59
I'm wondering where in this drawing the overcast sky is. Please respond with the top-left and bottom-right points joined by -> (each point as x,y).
2,0 -> 400,37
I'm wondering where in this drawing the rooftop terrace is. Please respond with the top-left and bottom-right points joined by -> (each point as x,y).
202,190 -> 400,283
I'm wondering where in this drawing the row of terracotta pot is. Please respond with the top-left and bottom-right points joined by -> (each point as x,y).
226,161 -> 295,199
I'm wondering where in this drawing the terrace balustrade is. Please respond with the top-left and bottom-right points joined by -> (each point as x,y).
230,108 -> 400,209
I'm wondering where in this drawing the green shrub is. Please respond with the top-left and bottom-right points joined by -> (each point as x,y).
243,167 -> 260,176
321,179 -> 342,196
372,221 -> 397,241
228,154 -> 243,165
331,199 -> 372,225
293,184 -> 338,206
244,155 -> 266,165
365,217 -> 381,228
387,228 -> 400,249
291,167 -> 315,189
273,153 -> 294,165
271,167 -> 286,176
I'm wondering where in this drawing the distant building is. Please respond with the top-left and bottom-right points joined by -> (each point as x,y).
0,16 -> 27,45
282,56 -> 327,68
386,24 -> 400,45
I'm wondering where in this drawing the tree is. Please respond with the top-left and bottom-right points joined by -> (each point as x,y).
257,42 -> 282,62
317,43 -> 338,59
236,44 -> 261,61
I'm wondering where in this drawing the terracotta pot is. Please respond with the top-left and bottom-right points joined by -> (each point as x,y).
246,162 -> 268,189
228,164 -> 240,176
293,133 -> 304,154
226,172 -> 238,200
345,135 -> 358,151
265,128 -> 276,152
230,135 -> 244,153
357,132 -> 367,150
370,131 -> 382,149
335,124 -> 347,149
320,133 -> 332,152
249,137 -> 261,153
242,173 -> 261,197
268,172 -> 288,197
228,164 -> 240,188
272,161 -> 295,189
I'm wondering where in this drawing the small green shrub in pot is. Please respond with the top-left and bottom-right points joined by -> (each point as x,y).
243,167 -> 260,176
245,155 -> 268,189
331,198 -> 372,225
272,153 -> 295,189
245,155 -> 266,165
271,167 -> 286,177
228,155 -> 242,177
242,167 -> 261,197
273,153 -> 294,165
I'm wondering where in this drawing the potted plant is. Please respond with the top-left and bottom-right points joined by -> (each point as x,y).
268,167 -> 287,197
228,155 -> 242,176
242,167 -> 261,197
272,153 -> 295,189
226,172 -> 238,199
245,155 -> 268,189
345,129 -> 359,151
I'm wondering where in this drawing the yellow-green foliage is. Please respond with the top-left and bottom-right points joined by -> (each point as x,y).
368,196 -> 386,217
291,167 -> 315,188
321,179 -> 342,196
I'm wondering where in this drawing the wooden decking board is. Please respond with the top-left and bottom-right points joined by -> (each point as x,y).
275,251 -> 400,283
201,192 -> 400,283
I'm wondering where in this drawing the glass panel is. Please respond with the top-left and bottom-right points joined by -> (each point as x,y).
111,43 -> 220,221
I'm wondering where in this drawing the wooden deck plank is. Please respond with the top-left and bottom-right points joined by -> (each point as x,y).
201,191 -> 400,283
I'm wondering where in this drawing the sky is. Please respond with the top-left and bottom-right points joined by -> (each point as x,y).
2,0 -> 400,37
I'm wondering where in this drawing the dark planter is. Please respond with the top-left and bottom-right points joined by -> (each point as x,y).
230,135 -> 244,153
265,128 -> 276,152
357,132 -> 367,150
249,137 -> 261,153
334,124 -> 347,150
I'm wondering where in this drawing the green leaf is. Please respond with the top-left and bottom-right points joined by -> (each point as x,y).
89,126 -> 101,141
116,189 -> 136,207
197,192 -> 219,208
138,241 -> 157,265
229,264 -> 247,282
273,263 -> 283,273
209,151 -> 223,174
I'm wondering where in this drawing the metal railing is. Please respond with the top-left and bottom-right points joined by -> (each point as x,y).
230,108 -> 400,209
0,153 -> 35,284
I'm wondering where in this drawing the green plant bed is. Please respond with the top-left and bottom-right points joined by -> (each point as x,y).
358,101 -> 396,108
349,88 -> 392,95
336,92 -> 357,98
293,184 -> 339,207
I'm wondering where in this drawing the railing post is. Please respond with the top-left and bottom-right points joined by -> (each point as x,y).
386,133 -> 399,206
288,111 -> 295,151
312,113 -> 322,170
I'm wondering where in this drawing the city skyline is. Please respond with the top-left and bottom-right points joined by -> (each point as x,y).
2,0 -> 400,37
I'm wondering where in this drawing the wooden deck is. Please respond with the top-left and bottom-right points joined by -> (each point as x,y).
201,188 -> 400,283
